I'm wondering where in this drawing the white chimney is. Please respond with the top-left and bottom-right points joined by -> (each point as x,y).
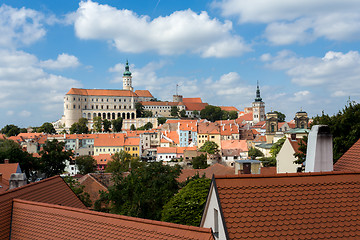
305,125 -> 333,173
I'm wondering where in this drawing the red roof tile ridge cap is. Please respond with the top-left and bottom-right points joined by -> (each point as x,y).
0,175 -> 60,196
214,171 -> 360,179
12,198 -> 213,234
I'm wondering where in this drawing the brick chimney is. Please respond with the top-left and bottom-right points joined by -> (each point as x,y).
4,159 -> 9,164
305,125 -> 333,172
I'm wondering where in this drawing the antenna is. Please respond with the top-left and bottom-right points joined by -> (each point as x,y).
176,84 -> 181,95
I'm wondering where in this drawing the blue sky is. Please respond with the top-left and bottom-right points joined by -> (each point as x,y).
1,0 -> 360,128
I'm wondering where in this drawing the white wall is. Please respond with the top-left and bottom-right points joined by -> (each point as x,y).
276,138 -> 302,173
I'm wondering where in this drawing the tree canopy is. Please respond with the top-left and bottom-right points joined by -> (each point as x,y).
191,154 -> 208,169
170,106 -> 179,117
200,105 -> 223,122
1,124 -> 20,137
38,122 -> 56,134
274,111 -> 286,122
179,109 -> 187,118
312,101 -> 360,162
39,139 -> 73,178
76,155 -> 96,175
111,118 -> 123,132
157,117 -> 167,125
135,102 -> 145,118
64,176 -> 92,207
106,162 -> 181,220
70,118 -> 89,134
105,150 -> 141,173
102,119 -> 111,132
248,147 -> 264,159
199,141 -> 219,154
93,116 -> 102,132
161,178 -> 211,226
294,135 -> 308,164
137,122 -> 153,130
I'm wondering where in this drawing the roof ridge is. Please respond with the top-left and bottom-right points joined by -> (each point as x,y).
12,198 -> 213,234
214,171 -> 360,179
0,175 -> 60,196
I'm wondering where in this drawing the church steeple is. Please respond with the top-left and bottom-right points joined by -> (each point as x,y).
255,81 -> 262,102
123,60 -> 133,91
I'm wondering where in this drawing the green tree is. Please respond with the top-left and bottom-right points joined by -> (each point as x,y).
248,147 -> 264,159
274,111 -> 286,122
135,102 -> 144,118
137,122 -> 153,130
192,154 -> 208,169
200,105 -> 223,122
105,150 -> 133,173
93,116 -> 102,132
259,137 -> 286,167
112,118 -> 123,132
199,141 -> 219,154
39,139 -> 73,178
102,119 -> 111,132
20,128 -> 27,133
39,122 -> 56,134
170,106 -> 179,117
294,135 -> 308,164
70,118 -> 89,134
0,139 -> 39,178
161,178 -> 211,226
143,110 -> 153,117
228,111 -> 238,120
158,117 -> 167,125
106,162 -> 181,220
192,110 -> 199,118
312,101 -> 360,162
179,109 -> 187,118
63,176 -> 92,207
130,124 -> 136,131
1,124 -> 20,137
76,155 -> 96,175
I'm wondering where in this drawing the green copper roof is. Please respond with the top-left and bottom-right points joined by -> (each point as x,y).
255,81 -> 263,102
123,60 -> 132,76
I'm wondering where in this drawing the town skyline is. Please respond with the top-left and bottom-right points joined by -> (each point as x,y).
1,0 -> 360,128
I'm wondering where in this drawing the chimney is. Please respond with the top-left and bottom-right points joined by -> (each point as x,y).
9,173 -> 27,190
305,125 -> 333,172
4,159 -> 9,164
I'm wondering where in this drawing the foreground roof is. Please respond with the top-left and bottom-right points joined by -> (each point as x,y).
11,199 -> 214,240
212,171 -> 360,239
334,138 -> 360,171
0,176 -> 86,239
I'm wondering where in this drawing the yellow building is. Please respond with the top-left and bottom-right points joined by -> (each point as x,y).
197,122 -> 221,149
93,133 -> 125,156
124,137 -> 141,158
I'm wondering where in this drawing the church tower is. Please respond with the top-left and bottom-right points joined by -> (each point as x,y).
294,110 -> 309,129
123,60 -> 133,91
252,82 -> 265,124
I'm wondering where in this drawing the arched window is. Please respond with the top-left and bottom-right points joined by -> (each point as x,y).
102,113 -> 106,119
87,113 -> 91,119
127,112 -> 130,119
131,112 -> 135,119
112,113 -> 115,119
98,113 -> 101,117
114,105 -> 116,109
117,113 -> 121,118
122,113 -> 126,119
93,113 -> 97,118
107,113 -> 111,119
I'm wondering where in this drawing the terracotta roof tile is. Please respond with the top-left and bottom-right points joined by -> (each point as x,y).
0,134 -> 6,140
0,176 -> 86,239
134,90 -> 153,98
221,140 -> 248,151
177,164 -> 234,182
78,173 -> 108,208
236,112 -> 253,123
184,102 -> 208,111
214,171 -> 360,239
11,199 -> 214,240
0,162 -> 20,181
288,138 -> 302,154
93,154 -> 112,165
141,101 -> 180,106
67,88 -> 138,97
334,138 -> 360,171
219,106 -> 239,112
94,133 -> 125,147
198,122 -> 220,134
182,98 -> 203,103
125,137 -> 140,146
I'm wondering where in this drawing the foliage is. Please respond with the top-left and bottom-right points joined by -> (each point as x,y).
106,162 -> 181,220
179,172 -> 206,188
70,118 -> 89,134
179,109 -> 187,118
269,137 -> 286,157
76,155 -> 96,175
39,139 -> 73,178
200,105 -> 223,122
259,157 -> 276,167
102,119 -> 111,132
312,101 -> 360,162
170,106 -> 179,117
135,102 -> 145,118
222,110 -> 238,120
161,178 -> 211,226
63,176 -> 92,207
38,122 -> 56,134
137,122 -> 153,130
248,147 -> 264,159
0,139 -> 39,178
157,117 -> 167,125
111,118 -> 123,132
93,116 -> 103,132
192,110 -> 199,118
94,190 -> 111,212
274,111 -> 286,122
294,135 -> 308,164
20,128 -> 28,133
191,154 -> 208,169
130,124 -> 136,131
1,124 -> 20,137
105,150 -> 134,173
143,110 -> 153,117
199,141 -> 219,154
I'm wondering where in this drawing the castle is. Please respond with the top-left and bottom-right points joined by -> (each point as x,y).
56,61 -> 155,130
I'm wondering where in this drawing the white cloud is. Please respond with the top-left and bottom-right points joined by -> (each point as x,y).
0,4 -> 47,48
71,1 -> 251,57
214,0 -> 360,44
6,110 -> 14,116
0,49 -> 82,124
40,53 -> 81,70
262,50 -> 360,97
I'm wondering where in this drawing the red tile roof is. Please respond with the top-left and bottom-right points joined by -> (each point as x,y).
221,140 -> 248,151
0,134 -> 6,140
0,176 -> 86,239
177,164 -> 234,182
182,98 -> 203,103
219,106 -> 239,112
334,138 -> 360,171
125,137 -> 140,146
141,101 -> 181,106
134,90 -> 153,98
198,122 -> 220,134
213,171 -> 360,239
184,102 -> 208,111
78,173 -> 108,208
288,138 -> 302,154
93,154 -> 112,165
11,199 -> 214,240
67,88 -> 138,97
94,133 -> 125,147
0,162 -> 20,181
235,112 -> 253,123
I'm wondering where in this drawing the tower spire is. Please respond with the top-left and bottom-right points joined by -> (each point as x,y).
255,81 -> 262,102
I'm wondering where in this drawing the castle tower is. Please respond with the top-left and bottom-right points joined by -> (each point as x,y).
123,60 -> 133,91
294,110 -> 309,129
252,82 -> 265,124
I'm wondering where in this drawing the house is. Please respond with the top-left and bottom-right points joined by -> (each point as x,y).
201,172 -> 360,239
198,122 -> 221,149
93,154 -> 112,171
93,133 -> 125,156
177,163 -> 234,182
276,137 -> 302,173
220,140 -> 248,166
1,175 -> 215,239
334,138 -> 360,171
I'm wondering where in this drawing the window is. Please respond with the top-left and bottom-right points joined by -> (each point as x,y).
214,209 -> 219,237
